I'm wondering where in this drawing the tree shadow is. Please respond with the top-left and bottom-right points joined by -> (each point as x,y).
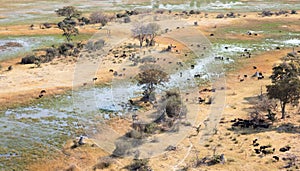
229,94 -> 299,135
243,95 -> 261,105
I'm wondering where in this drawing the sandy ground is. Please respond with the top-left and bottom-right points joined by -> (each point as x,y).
26,46 -> 300,171
1,11 -> 300,170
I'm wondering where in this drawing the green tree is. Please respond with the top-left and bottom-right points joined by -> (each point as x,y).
55,6 -> 81,19
267,62 -> 300,119
165,90 -> 187,118
282,49 -> 300,67
136,64 -> 169,102
56,6 -> 81,42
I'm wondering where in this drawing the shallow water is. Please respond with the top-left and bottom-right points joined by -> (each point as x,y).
0,38 -> 218,167
282,38 -> 300,45
1,22 -> 298,167
1,0 -> 300,25
0,36 -> 63,61
1,0 -> 300,168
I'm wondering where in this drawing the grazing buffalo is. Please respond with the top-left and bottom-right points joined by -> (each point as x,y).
279,146 -> 291,152
273,156 -> 279,161
215,56 -> 224,60
198,97 -> 205,103
194,74 -> 201,78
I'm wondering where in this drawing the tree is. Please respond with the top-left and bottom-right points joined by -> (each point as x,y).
57,20 -> 79,42
56,6 -> 81,42
132,23 -> 147,48
136,64 -> 169,102
146,23 -> 160,46
55,6 -> 81,19
132,23 -> 160,48
131,23 -> 160,47
267,62 -> 300,119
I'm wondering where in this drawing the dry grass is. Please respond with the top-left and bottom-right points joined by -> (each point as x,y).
1,10 -> 300,171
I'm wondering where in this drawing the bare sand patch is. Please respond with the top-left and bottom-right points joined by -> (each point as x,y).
1,11 -> 300,170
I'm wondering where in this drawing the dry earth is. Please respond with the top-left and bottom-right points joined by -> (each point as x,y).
0,11 -> 300,171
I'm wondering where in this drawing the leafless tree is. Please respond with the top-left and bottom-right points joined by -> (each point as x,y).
132,23 -> 160,48
146,23 -> 160,46
132,23 -> 148,48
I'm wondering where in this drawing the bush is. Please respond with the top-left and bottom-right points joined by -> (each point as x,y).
144,123 -> 158,134
253,96 -> 277,112
85,41 -> 94,51
165,89 -> 180,99
124,16 -> 131,23
58,43 -> 75,56
166,96 -> 185,118
126,159 -> 151,171
112,140 -> 132,156
127,130 -> 143,139
21,55 -> 39,64
40,47 -> 59,63
163,89 -> 186,118
90,12 -> 110,26
94,39 -> 105,49
93,156 -> 113,170
65,164 -> 79,171
85,39 -> 105,51
79,16 -> 90,24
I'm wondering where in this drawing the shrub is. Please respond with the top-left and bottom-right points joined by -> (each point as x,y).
124,16 -> 131,23
253,96 -> 277,112
86,39 -> 105,51
93,156 -> 113,170
58,43 -> 75,56
21,55 -> 39,64
165,89 -> 180,99
112,140 -> 132,156
127,130 -> 143,139
207,154 -> 223,166
65,164 -> 79,171
126,159 -> 151,171
94,39 -> 105,49
144,122 -> 158,134
90,12 -> 110,26
166,96 -> 184,118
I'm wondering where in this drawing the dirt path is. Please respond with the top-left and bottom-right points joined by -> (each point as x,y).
173,138 -> 193,171
199,76 -> 226,144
